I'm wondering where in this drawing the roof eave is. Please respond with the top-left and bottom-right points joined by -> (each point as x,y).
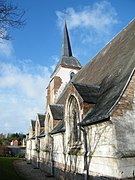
78,115 -> 110,127
49,129 -> 65,135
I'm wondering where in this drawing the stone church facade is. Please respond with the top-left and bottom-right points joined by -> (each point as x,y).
26,19 -> 135,179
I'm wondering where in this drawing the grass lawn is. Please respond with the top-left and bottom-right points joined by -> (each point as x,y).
0,157 -> 25,180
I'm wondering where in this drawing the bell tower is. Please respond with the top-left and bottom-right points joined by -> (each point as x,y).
46,21 -> 81,107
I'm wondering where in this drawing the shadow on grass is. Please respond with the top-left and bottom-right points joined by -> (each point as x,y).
0,157 -> 25,180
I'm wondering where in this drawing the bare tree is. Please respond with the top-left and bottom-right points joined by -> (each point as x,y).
0,0 -> 25,40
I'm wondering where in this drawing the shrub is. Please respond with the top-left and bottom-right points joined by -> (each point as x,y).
16,153 -> 25,158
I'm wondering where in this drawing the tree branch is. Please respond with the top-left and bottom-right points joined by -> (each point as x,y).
0,0 -> 25,40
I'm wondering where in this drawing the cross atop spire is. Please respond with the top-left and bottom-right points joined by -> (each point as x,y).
61,20 -> 72,57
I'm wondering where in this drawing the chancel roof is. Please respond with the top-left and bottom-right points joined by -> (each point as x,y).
73,83 -> 100,104
37,130 -> 45,138
31,120 -> 36,131
37,114 -> 45,127
49,120 -> 65,135
29,135 -> 35,140
49,104 -> 64,120
72,19 -> 135,126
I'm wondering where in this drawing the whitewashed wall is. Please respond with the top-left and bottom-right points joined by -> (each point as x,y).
52,66 -> 79,102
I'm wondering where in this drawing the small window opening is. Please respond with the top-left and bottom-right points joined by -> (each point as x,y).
70,72 -> 75,79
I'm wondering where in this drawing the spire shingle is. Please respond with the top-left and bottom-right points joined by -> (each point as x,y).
61,21 -> 72,57
51,21 -> 81,77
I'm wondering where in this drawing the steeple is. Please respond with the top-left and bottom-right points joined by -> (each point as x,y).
51,21 -> 81,78
61,21 -> 72,57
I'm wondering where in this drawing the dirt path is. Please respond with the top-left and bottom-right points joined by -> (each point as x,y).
13,159 -> 56,180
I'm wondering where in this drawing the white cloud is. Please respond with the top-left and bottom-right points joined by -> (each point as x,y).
0,93 -> 42,133
56,1 -> 118,44
0,61 -> 52,134
0,63 -> 50,98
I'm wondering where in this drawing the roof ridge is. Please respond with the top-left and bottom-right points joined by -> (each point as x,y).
37,113 -> 45,116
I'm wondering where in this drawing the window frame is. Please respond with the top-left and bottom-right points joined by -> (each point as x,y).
66,95 -> 81,145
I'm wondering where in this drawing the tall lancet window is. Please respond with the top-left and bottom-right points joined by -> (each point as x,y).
68,95 -> 81,144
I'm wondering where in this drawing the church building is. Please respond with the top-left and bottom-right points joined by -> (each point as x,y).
26,19 -> 135,179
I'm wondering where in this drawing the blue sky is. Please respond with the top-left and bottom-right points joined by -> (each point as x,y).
0,0 -> 135,134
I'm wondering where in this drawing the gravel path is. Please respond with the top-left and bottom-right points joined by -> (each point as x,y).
13,159 -> 56,180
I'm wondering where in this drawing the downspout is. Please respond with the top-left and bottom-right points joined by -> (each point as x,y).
48,134 -> 54,176
80,126 -> 88,180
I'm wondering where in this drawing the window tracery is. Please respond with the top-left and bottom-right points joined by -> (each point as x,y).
68,95 -> 81,145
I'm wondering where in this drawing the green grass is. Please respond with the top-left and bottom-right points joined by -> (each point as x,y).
0,157 -> 25,180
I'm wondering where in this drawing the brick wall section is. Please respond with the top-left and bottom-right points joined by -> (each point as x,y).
111,71 -> 135,155
53,76 -> 62,94
46,76 -> 62,106
82,102 -> 93,118
40,127 -> 44,133
112,72 -> 135,117
53,119 -> 60,127
66,84 -> 93,117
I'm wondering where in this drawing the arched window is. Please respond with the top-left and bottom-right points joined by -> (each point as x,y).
70,72 -> 75,79
68,95 -> 81,144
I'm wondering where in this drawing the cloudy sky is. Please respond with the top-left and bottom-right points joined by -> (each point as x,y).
0,0 -> 135,134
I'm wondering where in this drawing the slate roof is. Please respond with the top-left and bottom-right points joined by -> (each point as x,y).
71,19 -> 135,126
73,82 -> 100,104
57,56 -> 81,69
31,120 -> 36,131
37,114 -> 45,127
49,104 -> 64,120
37,130 -> 45,138
61,20 -> 72,57
51,21 -> 81,77
49,120 -> 65,135
30,135 -> 35,140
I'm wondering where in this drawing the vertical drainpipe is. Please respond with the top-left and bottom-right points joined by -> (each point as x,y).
49,134 -> 54,176
80,126 -> 88,180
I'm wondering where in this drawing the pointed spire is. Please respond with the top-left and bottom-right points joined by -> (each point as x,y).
50,21 -> 81,78
61,20 -> 72,57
